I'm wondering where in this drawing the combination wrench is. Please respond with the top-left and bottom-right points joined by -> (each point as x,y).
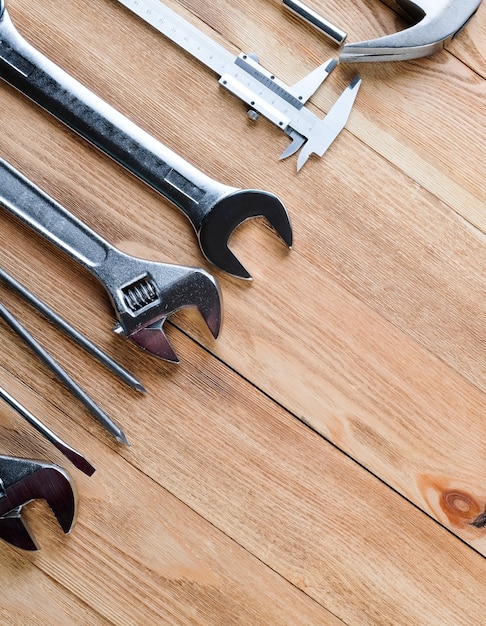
0,1 -> 292,280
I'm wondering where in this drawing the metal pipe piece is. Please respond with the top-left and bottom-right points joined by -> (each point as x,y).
283,0 -> 347,45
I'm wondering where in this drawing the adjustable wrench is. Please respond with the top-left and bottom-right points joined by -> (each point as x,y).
0,1 -> 292,280
0,158 -> 222,363
0,454 -> 76,550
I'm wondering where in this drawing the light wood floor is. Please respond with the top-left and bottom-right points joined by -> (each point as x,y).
0,0 -> 485,624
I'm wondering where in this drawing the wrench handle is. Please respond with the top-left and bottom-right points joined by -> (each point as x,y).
0,157 -> 111,273
0,7 -> 233,232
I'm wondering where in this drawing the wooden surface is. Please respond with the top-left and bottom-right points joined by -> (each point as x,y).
0,0 -> 484,623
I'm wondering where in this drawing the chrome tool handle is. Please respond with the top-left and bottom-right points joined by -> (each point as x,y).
282,0 -> 347,45
0,4 -> 235,232
0,157 -> 113,276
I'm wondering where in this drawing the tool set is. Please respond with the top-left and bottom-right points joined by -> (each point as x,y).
0,1 -> 292,279
0,0 -> 481,550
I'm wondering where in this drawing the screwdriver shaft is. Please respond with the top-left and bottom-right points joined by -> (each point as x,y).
0,302 -> 129,445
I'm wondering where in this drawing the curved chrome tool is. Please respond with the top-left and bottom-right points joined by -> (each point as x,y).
0,455 -> 76,550
0,1 -> 292,279
0,158 -> 222,363
340,0 -> 482,62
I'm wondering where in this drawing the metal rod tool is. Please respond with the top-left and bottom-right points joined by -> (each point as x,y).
0,301 -> 129,445
0,454 -> 77,550
282,0 -> 347,45
0,267 -> 145,393
0,385 -> 95,476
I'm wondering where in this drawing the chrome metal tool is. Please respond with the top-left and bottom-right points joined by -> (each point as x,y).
0,1 -> 292,279
115,0 -> 360,171
282,0 -> 347,45
340,0 -> 482,62
0,158 -> 222,363
0,454 -> 76,550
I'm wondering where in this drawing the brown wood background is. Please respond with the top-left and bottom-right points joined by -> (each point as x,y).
0,0 -> 484,623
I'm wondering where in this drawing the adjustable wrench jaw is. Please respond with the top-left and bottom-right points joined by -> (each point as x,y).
0,455 -> 76,550
102,251 -> 222,362
0,506 -> 38,551
339,0 -> 482,62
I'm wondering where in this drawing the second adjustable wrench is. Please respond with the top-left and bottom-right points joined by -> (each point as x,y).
0,1 -> 292,280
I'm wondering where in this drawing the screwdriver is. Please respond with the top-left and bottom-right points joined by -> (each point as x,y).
0,267 -> 145,393
0,385 -> 95,476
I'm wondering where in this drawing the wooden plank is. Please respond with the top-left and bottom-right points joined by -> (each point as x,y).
4,0 -> 485,393
0,552 -> 109,625
0,373 -> 341,626
448,1 -> 486,76
1,337 -> 486,625
0,0 -> 483,539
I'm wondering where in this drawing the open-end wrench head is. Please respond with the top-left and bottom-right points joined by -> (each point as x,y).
339,0 -> 482,62
197,190 -> 293,280
0,456 -> 76,548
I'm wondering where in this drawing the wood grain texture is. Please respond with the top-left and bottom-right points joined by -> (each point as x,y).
0,0 -> 484,623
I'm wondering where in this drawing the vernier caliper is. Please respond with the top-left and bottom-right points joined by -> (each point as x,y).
116,0 -> 361,170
